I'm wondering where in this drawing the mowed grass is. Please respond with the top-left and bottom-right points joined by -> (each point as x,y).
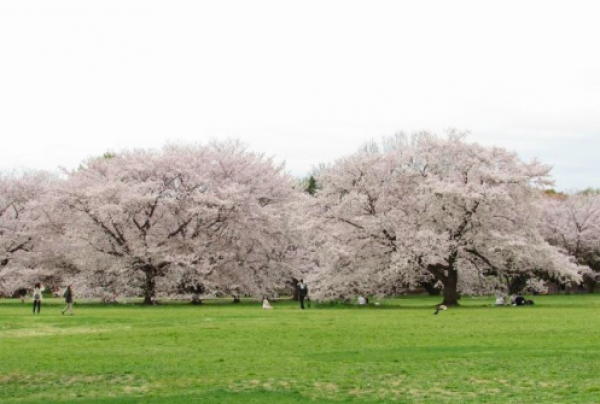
1,295 -> 600,404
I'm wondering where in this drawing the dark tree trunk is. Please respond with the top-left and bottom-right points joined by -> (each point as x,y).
508,275 -> 529,295
583,275 -> 597,294
191,283 -> 203,305
426,263 -> 459,306
441,268 -> 460,306
232,296 -> 241,304
420,280 -> 442,296
291,277 -> 300,301
143,269 -> 156,305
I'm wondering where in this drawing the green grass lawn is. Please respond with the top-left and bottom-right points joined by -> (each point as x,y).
1,295 -> 599,404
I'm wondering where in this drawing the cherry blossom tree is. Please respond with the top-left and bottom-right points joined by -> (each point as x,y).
0,171 -> 57,296
308,132 -> 583,305
541,192 -> 600,292
304,145 -> 402,300
41,141 -> 301,304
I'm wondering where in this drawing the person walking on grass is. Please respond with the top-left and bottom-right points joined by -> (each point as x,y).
298,279 -> 309,310
62,285 -> 74,315
32,282 -> 45,315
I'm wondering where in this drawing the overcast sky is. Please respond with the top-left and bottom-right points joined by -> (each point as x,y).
1,0 -> 598,190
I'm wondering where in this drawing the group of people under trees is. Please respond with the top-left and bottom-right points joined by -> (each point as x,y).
21,277 -> 542,312
18,277 -> 543,313
262,279 -> 309,310
20,279 -> 309,314
495,294 -> 534,306
17,272 -> 548,313
25,283 -> 74,315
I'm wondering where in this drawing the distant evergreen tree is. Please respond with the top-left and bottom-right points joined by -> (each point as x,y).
305,175 -> 317,196
78,151 -> 116,171
580,188 -> 600,195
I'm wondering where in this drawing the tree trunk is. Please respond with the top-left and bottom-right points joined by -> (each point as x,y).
232,296 -> 241,304
584,275 -> 597,294
420,280 -> 442,296
143,269 -> 156,305
508,275 -> 529,295
291,277 -> 300,301
441,268 -> 460,306
191,283 -> 204,304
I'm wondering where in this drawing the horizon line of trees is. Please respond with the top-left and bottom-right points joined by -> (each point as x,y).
1,132 -> 598,306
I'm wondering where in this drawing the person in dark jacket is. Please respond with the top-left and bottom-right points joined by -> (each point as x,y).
18,288 -> 27,303
298,279 -> 309,310
514,295 -> 526,306
61,285 -> 74,315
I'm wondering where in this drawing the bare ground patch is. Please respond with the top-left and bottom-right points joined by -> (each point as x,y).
0,325 -> 130,338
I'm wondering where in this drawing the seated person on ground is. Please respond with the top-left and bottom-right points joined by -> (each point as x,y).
514,295 -> 526,306
262,296 -> 272,310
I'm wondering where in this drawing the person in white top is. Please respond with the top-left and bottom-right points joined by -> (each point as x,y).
262,296 -> 273,310
357,296 -> 367,305
495,296 -> 506,306
32,282 -> 45,315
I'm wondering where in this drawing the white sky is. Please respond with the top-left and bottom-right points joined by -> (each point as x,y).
1,0 -> 599,190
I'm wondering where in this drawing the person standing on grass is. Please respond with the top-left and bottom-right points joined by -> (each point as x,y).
62,285 -> 74,315
32,282 -> 45,315
298,279 -> 309,310
18,288 -> 27,303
